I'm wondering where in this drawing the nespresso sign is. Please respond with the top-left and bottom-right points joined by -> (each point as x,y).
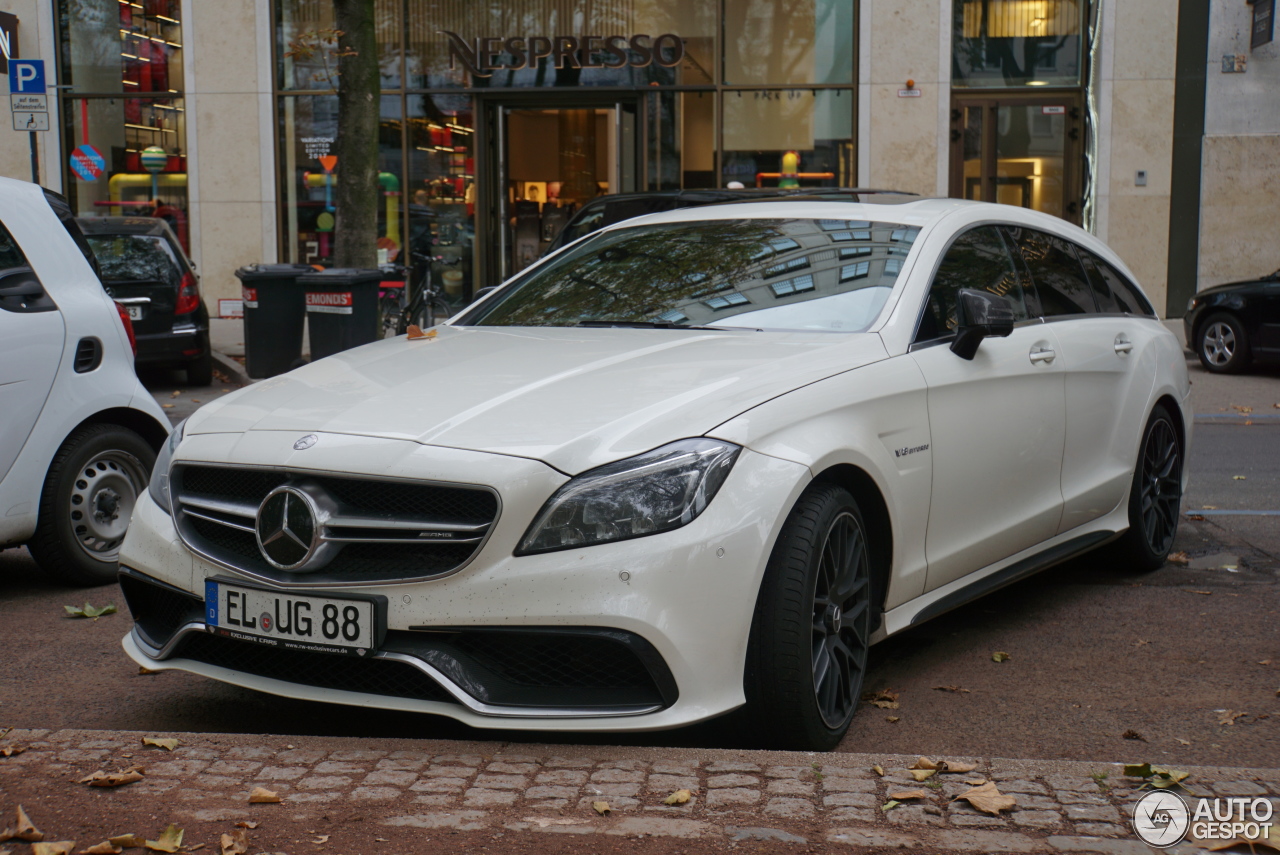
442,31 -> 685,76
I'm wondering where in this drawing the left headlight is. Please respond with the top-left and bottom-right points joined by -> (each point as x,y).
147,418 -> 186,515
517,438 -> 742,555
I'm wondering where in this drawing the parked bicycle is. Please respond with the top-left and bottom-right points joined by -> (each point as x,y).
394,250 -> 457,335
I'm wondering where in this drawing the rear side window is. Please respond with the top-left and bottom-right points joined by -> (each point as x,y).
1079,250 -> 1155,316
0,221 -> 28,270
915,225 -> 1029,343
1004,227 -> 1097,316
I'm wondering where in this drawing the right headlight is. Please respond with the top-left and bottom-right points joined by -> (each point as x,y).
147,418 -> 185,515
516,438 -> 741,555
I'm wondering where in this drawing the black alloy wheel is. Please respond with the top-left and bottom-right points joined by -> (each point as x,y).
1110,404 -> 1183,572
743,483 -> 873,750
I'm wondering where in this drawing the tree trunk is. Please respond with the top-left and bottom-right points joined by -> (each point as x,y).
332,0 -> 379,269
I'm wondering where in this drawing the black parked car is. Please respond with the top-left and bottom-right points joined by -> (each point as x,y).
1183,269 -> 1280,373
78,217 -> 212,385
543,188 -> 917,255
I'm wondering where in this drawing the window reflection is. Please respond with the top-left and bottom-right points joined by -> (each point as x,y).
468,219 -> 919,332
951,0 -> 1083,87
918,226 -> 1028,342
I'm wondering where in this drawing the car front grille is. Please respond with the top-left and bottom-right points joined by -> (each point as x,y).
171,464 -> 499,585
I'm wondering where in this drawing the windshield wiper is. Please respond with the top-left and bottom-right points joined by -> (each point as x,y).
574,320 -> 756,331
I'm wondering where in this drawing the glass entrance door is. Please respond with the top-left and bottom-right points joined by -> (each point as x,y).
486,100 -> 639,287
950,95 -> 1083,224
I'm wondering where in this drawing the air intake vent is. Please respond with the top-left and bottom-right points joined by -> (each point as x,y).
74,337 -> 102,373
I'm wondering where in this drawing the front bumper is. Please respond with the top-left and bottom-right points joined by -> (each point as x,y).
118,431 -> 810,731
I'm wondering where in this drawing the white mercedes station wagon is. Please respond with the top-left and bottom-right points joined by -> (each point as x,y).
119,198 -> 1190,750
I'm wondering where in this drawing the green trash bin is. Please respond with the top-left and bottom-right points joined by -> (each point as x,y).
298,267 -> 384,360
235,263 -> 315,378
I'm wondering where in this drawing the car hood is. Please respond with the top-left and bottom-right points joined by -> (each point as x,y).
188,326 -> 888,474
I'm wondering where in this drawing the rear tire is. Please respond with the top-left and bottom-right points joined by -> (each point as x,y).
28,424 -> 155,587
1196,312 -> 1249,374
1108,404 -> 1184,572
741,483 -> 873,750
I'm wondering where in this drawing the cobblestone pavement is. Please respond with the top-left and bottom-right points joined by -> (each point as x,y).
2,729 -> 1276,853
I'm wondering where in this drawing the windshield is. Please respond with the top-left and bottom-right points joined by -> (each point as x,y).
86,235 -> 181,287
463,218 -> 920,332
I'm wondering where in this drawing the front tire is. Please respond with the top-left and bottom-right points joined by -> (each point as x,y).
742,483 -> 873,750
1110,404 -> 1184,572
28,424 -> 155,586
1196,312 -> 1249,374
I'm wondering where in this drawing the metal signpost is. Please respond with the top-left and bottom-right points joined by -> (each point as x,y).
8,59 -> 47,184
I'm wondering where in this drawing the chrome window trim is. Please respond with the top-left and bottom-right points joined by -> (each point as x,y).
132,625 -> 662,719
169,460 -> 503,589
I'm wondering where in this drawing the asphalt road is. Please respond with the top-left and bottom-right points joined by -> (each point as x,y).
0,353 -> 1274,766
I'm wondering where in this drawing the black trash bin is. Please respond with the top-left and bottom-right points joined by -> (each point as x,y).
298,267 -> 383,360
235,263 -> 315,379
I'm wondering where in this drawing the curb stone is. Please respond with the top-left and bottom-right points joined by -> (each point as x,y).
1,728 -> 1277,853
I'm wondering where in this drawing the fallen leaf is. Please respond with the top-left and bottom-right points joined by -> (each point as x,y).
142,738 -> 178,752
161,404 -> 174,409
1260,660 -> 1272,666
32,843 -> 74,855
1176,738 -> 1191,745
888,789 -> 930,800
79,842 -> 122,855
231,823 -> 257,830
880,799 -> 900,812
1123,730 -> 1146,741
1233,475 -> 1247,480
137,667 -> 159,676
910,769 -> 936,782
406,326 -> 437,341
107,834 -> 144,848
964,778 -> 987,785
932,685 -> 971,693
0,746 -> 26,757
247,787 -> 281,804
885,715 -> 900,723
1231,405 -> 1253,414
64,603 -> 117,619
143,825 -> 182,854
170,391 -> 181,398
991,652 -> 1011,663
1184,589 -> 1213,595
190,399 -> 201,404
910,757 -> 978,774
310,836 -> 328,844
80,768 -> 145,788
1218,710 -> 1245,726
871,765 -> 885,777
954,782 -> 1017,815
662,789 -> 692,805
592,801 -> 611,816
187,846 -> 205,853
219,831 -> 247,855
1186,514 -> 1206,521
1201,505 -> 1218,510
0,806 -> 43,842
1166,552 -> 1190,565
862,688 -> 899,709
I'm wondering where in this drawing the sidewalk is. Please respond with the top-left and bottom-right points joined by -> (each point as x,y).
2,728 -> 1275,853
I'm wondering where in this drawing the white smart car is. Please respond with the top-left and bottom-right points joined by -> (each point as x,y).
0,178 -> 170,585
119,198 -> 1190,749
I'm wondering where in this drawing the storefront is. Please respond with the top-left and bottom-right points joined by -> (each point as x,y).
274,0 -> 857,300
55,0 -> 190,251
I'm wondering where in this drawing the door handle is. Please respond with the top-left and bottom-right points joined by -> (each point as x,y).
1114,335 -> 1133,355
1029,346 -> 1056,364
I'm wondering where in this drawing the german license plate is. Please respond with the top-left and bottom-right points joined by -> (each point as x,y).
204,580 -> 376,656
125,305 -> 143,320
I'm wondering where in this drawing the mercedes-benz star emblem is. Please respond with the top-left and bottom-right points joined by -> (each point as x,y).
293,434 -> 319,450
255,486 -> 319,569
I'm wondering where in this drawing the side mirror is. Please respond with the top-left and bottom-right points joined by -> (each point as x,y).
950,288 -> 1015,360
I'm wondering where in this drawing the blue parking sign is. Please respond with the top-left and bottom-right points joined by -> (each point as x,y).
9,60 -> 45,94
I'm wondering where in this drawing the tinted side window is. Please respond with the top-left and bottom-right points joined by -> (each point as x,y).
1077,251 -> 1120,313
915,226 -> 1029,343
0,221 -> 29,271
1081,250 -> 1155,316
1006,227 -> 1098,316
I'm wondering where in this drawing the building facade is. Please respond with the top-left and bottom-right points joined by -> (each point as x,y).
0,0 -> 1275,317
